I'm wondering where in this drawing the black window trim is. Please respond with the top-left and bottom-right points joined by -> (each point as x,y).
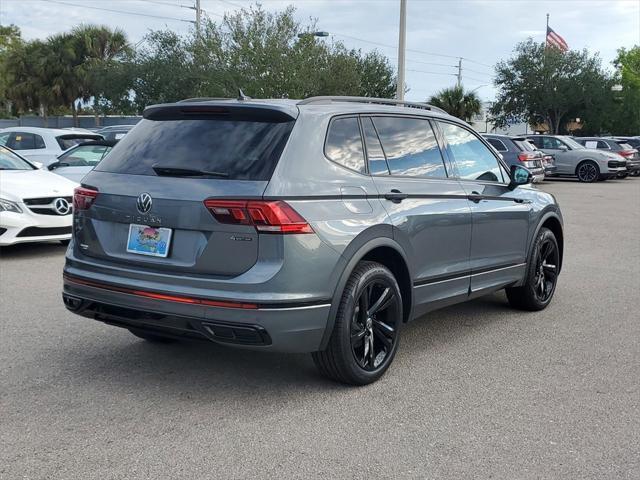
359,115 -> 390,176
364,113 -> 450,180
436,119 -> 511,186
323,114 -> 369,176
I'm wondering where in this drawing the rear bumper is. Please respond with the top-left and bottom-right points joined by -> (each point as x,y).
531,171 -> 545,183
62,273 -> 330,353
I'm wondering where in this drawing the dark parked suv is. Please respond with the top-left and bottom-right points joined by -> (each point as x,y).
63,96 -> 564,385
483,134 -> 552,182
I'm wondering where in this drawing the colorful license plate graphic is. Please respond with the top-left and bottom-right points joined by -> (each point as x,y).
126,224 -> 172,257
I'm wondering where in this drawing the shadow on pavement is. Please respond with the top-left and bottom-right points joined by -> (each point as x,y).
55,292 -> 513,398
0,242 -> 68,261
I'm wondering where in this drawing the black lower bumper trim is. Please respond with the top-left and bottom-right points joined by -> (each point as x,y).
63,293 -> 272,346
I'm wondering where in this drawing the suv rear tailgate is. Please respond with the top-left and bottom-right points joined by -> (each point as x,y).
75,102 -> 296,278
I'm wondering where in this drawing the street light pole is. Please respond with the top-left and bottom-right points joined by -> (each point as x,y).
396,0 -> 407,100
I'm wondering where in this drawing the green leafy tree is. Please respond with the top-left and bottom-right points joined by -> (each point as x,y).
0,25 -> 22,116
491,39 -> 610,134
608,46 -> 640,134
428,85 -> 481,121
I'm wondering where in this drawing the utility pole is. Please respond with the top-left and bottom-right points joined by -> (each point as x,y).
195,0 -> 201,37
456,57 -> 462,88
396,0 -> 407,100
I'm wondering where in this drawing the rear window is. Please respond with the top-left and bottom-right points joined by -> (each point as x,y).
513,139 -> 535,152
56,136 -> 101,150
486,138 -> 508,152
96,118 -> 294,180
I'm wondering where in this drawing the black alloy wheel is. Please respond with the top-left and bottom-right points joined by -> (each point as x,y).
532,235 -> 560,303
312,261 -> 403,385
350,278 -> 400,371
506,227 -> 560,311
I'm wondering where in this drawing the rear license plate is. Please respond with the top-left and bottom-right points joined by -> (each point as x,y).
126,224 -> 172,257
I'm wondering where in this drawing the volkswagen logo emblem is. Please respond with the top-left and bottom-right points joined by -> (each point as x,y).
136,193 -> 153,214
53,197 -> 71,215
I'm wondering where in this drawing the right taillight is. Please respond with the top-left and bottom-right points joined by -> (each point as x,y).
204,199 -> 313,234
517,152 -> 537,162
73,187 -> 98,210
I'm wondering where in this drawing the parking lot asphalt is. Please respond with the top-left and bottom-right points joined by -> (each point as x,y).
1,178 -> 639,480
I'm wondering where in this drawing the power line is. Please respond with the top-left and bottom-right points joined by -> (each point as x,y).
43,0 -> 195,23
407,69 -> 457,77
464,66 -> 495,77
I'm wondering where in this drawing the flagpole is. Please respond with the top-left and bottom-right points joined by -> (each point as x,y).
545,13 -> 549,47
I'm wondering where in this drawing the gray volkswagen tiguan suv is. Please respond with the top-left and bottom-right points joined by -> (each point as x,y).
63,96 -> 564,385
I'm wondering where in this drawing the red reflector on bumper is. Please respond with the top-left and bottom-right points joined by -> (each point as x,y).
63,274 -> 258,309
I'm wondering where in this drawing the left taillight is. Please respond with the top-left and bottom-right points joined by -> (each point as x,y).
73,186 -> 98,211
204,199 -> 313,234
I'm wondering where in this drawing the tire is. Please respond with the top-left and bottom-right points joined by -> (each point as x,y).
506,227 -> 560,311
129,328 -> 178,343
576,160 -> 599,182
312,261 -> 403,385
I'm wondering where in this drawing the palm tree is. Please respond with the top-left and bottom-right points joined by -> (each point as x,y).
428,85 -> 482,122
71,25 -> 130,126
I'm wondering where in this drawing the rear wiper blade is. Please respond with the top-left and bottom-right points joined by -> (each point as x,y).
152,165 -> 229,178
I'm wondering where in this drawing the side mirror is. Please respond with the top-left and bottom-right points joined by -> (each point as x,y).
509,165 -> 532,190
558,145 -> 569,152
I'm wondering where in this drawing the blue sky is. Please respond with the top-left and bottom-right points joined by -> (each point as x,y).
2,0 -> 639,101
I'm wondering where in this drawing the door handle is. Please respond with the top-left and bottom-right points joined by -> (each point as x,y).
384,189 -> 408,203
468,191 -> 483,203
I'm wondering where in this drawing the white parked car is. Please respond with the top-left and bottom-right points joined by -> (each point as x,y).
48,139 -> 116,183
0,127 -> 103,166
0,146 -> 77,246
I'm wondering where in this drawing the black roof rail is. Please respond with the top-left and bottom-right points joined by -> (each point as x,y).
298,96 -> 448,114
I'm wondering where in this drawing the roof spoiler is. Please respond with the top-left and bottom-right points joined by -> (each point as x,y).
143,102 -> 297,122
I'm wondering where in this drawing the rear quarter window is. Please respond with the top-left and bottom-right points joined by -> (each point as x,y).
96,118 -> 294,180
325,117 -> 366,174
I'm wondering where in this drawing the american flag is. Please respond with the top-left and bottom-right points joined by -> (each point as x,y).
546,26 -> 568,52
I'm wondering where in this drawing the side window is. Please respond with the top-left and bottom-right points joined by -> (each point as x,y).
486,138 -> 507,152
325,117 -> 366,174
372,116 -> 447,178
542,137 -> 563,149
597,140 -> 609,149
0,132 -> 9,146
7,132 -> 45,150
362,117 -> 389,175
439,122 -> 504,183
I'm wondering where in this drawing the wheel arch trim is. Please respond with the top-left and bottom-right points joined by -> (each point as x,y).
525,210 -> 564,279
318,228 -> 413,351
